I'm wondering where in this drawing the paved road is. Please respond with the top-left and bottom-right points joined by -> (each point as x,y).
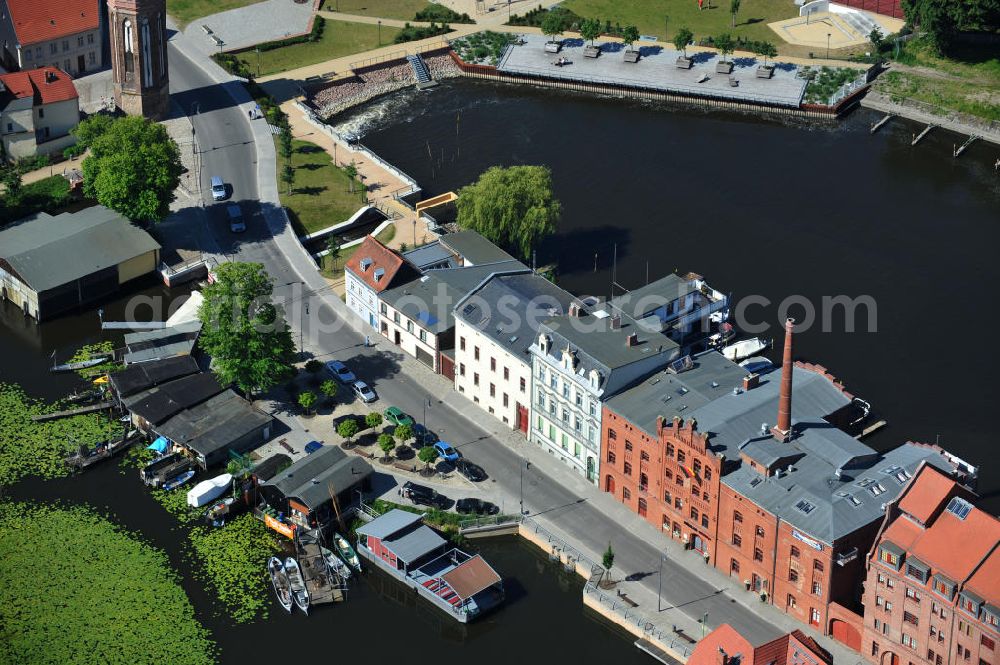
167,40 -> 836,651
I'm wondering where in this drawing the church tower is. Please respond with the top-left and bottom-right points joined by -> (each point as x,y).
107,0 -> 169,120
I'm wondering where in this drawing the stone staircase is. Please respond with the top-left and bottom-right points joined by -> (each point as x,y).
407,54 -> 438,89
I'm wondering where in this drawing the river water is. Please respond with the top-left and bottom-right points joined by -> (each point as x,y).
339,79 -> 1000,512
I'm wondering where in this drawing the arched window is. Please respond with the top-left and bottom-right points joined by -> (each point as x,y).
123,19 -> 133,53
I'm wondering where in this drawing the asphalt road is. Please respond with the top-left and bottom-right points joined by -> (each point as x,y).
166,43 -> 795,645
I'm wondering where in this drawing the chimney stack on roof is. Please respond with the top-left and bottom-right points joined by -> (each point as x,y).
45,70 -> 56,84
771,317 -> 795,442
742,373 -> 759,392
626,332 -> 639,347
610,314 -> 621,330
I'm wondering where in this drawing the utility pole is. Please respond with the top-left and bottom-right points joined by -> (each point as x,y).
658,554 -> 668,611
519,460 -> 525,515
378,20 -> 382,45
827,33 -> 831,59
256,47 -> 261,77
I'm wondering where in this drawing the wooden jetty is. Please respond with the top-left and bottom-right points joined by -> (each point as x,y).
415,191 -> 457,212
870,114 -> 894,134
857,419 -> 888,439
65,429 -> 140,470
32,401 -> 114,422
296,528 -> 346,607
911,124 -> 935,146
954,135 -> 979,157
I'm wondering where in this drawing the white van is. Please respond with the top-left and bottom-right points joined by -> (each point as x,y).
227,204 -> 245,233
210,176 -> 226,201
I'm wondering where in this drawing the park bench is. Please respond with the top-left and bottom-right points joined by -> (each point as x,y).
624,50 -> 640,63
716,61 -> 733,74
583,45 -> 601,58
675,56 -> 693,69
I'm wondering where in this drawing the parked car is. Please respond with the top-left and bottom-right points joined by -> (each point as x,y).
401,481 -> 450,509
456,498 -> 499,516
383,406 -> 414,427
304,440 -> 323,454
210,176 -> 227,201
227,204 -> 245,233
455,459 -> 487,482
352,381 -> 377,403
325,360 -> 356,384
433,441 -> 460,462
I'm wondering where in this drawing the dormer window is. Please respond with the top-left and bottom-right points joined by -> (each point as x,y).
878,543 -> 903,570
959,592 -> 983,618
538,334 -> 551,353
932,573 -> 955,600
373,268 -> 385,282
561,347 -> 578,370
589,368 -> 601,388
360,258 -> 373,271
904,557 -> 929,583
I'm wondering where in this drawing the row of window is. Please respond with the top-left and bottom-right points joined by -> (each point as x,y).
23,34 -> 95,60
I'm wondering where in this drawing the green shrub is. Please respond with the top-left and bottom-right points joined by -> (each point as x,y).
507,5 -> 581,29
415,5 -> 474,24
393,21 -> 453,44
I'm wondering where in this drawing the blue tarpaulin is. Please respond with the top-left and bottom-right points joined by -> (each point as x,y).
147,436 -> 168,453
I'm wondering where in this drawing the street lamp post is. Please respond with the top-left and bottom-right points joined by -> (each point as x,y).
827,33 -> 831,59
657,554 -> 668,611
519,460 -> 526,515
378,20 -> 382,45
256,47 -> 261,77
412,218 -> 416,246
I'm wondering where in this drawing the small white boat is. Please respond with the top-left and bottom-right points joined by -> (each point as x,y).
321,546 -> 352,580
268,556 -> 293,613
284,557 -> 310,614
162,469 -> 195,491
723,338 -> 770,363
186,473 -> 233,507
739,356 -> 774,375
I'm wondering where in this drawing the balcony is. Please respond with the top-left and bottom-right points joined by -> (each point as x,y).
836,547 -> 859,566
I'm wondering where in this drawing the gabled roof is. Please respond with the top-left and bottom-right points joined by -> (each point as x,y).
440,555 -> 502,599
263,445 -> 372,510
965,548 -> 1000,602
383,524 -> 446,563
344,235 -> 410,294
356,508 -> 423,540
0,206 -> 159,293
110,355 -> 201,398
907,495 -> 999,584
402,241 -> 458,271
5,0 -> 100,44
156,390 -> 273,460
898,461 -> 959,524
122,372 -> 225,425
0,67 -> 78,105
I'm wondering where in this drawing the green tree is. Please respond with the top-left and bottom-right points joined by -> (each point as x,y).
198,262 -> 296,396
298,390 -> 317,413
673,27 -> 694,57
81,115 -> 181,223
278,126 -> 293,163
305,359 -> 323,374
281,164 -> 295,195
337,418 -> 360,444
394,423 -> 414,445
418,445 -> 438,471
365,412 -> 384,430
320,379 -> 338,401
756,40 -> 777,67
869,27 -> 884,53
1,165 -> 22,203
580,17 -> 601,46
602,541 -> 615,583
730,0 -> 741,27
455,165 -> 560,261
715,33 -> 735,62
541,10 -> 566,43
344,162 -> 357,193
70,114 -> 114,150
621,25 -> 640,51
325,236 -> 342,270
377,433 -> 396,459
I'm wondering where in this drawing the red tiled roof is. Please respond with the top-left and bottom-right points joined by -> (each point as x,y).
6,0 -> 100,45
881,515 -> 923,552
909,505 -> 1000,583
788,631 -> 832,665
898,463 -> 958,523
965,548 -> 1000,601
0,67 -> 78,105
689,624 -> 754,665
344,235 -> 405,294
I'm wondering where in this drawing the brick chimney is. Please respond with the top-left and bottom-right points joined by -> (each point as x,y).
610,314 -> 622,330
626,332 -> 639,347
771,318 -> 795,442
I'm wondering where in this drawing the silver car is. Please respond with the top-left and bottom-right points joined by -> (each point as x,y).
352,380 -> 377,403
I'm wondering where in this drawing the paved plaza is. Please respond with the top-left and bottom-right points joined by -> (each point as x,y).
499,34 -> 809,108
182,0 -> 314,56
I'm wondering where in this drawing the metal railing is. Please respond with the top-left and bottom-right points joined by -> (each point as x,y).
583,582 -> 694,659
458,514 -> 522,532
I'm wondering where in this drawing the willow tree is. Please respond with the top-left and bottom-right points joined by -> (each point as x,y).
455,165 -> 561,262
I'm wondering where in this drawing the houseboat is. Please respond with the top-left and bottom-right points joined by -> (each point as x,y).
355,509 -> 504,624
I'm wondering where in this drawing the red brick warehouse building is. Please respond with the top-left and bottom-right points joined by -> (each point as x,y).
862,463 -> 998,665
600,320 -> 975,646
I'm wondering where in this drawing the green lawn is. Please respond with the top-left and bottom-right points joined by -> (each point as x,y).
557,0 -> 798,50
877,38 -> 1000,122
167,0 -> 263,28
235,19 -> 401,76
326,0 -> 432,21
278,138 -> 366,236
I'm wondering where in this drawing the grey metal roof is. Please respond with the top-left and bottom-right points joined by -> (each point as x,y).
0,206 -> 160,292
383,524 -> 447,563
380,260 -> 525,334
610,274 -> 699,320
402,241 -> 458,271
356,508 -> 424,539
438,230 -> 516,265
604,350 -> 747,438
155,389 -> 273,460
455,272 -> 577,364
110,355 -> 200,398
123,321 -> 202,364
264,445 -> 372,510
740,438 -> 804,469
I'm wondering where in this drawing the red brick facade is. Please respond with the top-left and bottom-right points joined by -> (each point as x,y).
601,411 -> 723,561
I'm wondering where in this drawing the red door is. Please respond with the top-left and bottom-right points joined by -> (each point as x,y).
516,403 -> 528,434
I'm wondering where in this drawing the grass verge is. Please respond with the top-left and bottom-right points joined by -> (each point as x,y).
555,0 -> 798,51
0,175 -> 72,225
234,19 -> 401,76
330,0 -> 432,21
277,137 -> 366,236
